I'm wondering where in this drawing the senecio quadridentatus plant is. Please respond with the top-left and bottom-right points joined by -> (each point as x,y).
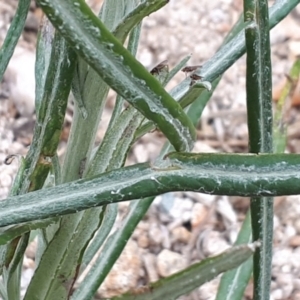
0,0 -> 299,299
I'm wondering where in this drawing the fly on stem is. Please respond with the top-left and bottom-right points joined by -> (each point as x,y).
150,59 -> 169,85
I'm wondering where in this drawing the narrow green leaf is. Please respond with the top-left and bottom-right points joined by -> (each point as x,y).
36,0 -> 196,152
81,203 -> 118,270
135,80 -> 211,140
98,0 -> 139,32
35,17 -> 55,115
0,279 -> 7,300
88,107 -> 143,175
244,0 -> 273,299
108,23 -> 142,130
113,0 -> 168,43
244,3 -> 273,154
114,243 -> 259,300
2,235 -> 28,300
1,153 -> 300,227
0,0 -> 31,81
273,58 -> 300,152
17,29 -> 76,194
0,220 -> 54,247
216,212 -> 253,300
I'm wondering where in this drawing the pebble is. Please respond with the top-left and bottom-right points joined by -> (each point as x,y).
276,273 -> 293,298
20,268 -> 34,297
216,197 -> 237,225
133,143 -> 149,162
142,252 -> 159,282
0,172 -> 12,188
198,230 -> 230,257
191,202 -> 208,228
137,233 -> 150,249
167,196 -> 193,221
186,192 -> 216,206
171,226 -> 191,244
157,249 -> 188,277
6,47 -> 35,116
148,223 -> 163,246
98,240 -> 142,298
22,256 -> 35,269
289,41 -> 300,56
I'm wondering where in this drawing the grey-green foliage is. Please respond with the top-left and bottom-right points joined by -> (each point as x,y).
0,0 -> 299,300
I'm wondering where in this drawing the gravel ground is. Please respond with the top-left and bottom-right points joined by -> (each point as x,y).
1,1 -> 300,299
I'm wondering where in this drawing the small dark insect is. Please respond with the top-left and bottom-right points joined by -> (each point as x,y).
189,73 -> 203,86
181,65 -> 202,73
4,154 -> 17,165
150,60 -> 168,75
190,73 -> 203,81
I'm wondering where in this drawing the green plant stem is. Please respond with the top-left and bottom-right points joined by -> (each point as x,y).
1,153 -> 300,227
0,0 -> 31,81
107,23 -> 142,130
244,0 -> 273,299
216,212 -> 252,300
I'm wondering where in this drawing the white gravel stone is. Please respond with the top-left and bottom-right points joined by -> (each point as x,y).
157,249 -> 188,277
6,47 -> 35,116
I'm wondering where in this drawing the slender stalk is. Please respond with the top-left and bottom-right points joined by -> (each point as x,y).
1,153 -> 300,227
243,0 -> 273,299
0,0 -> 31,81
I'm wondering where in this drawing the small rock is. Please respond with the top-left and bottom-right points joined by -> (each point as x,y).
192,140 -> 217,153
168,197 -> 193,222
22,256 -> 35,269
292,292 -> 300,300
20,268 -> 34,297
148,223 -> 163,246
273,249 -> 293,268
98,240 -> 142,298
171,226 -> 191,244
143,252 -> 159,282
276,273 -> 294,299
272,289 -> 283,300
295,219 -> 300,234
157,249 -> 188,277
25,239 -> 37,260
191,202 -> 208,228
0,172 -> 12,188
133,143 -> 149,162
185,192 -> 216,206
25,11 -> 39,32
294,278 -> 300,289
137,233 -> 150,248
216,197 -> 237,226
289,41 -> 300,57
6,47 -> 35,116
199,230 -> 230,257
